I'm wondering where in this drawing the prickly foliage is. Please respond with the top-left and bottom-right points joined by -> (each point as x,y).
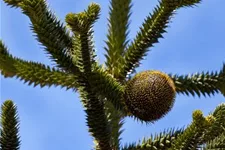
170,63 -> 225,97
1,0 -> 225,150
122,128 -> 184,150
0,100 -> 20,150
118,0 -> 201,79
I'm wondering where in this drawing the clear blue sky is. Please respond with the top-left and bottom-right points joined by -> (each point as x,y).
0,0 -> 225,149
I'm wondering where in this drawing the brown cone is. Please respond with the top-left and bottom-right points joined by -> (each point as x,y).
124,70 -> 176,122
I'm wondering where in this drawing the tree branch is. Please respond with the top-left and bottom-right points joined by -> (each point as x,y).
0,41 -> 79,90
118,0 -> 201,79
0,100 -> 20,150
3,0 -> 81,75
169,110 -> 210,149
121,128 -> 184,150
79,83 -> 112,150
104,0 -> 132,79
169,63 -> 225,97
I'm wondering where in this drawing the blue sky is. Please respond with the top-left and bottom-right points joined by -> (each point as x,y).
0,0 -> 225,149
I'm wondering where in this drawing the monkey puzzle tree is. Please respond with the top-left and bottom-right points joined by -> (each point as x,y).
0,0 -> 225,149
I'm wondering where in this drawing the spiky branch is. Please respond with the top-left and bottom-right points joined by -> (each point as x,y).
1,1 -> 125,113
118,0 -> 201,79
105,0 -> 132,79
66,4 -> 113,149
122,103 -> 225,150
104,1 -> 132,147
200,103 -> 225,149
79,86 -> 112,150
169,103 -> 225,150
0,41 -> 79,90
65,3 -> 100,74
204,133 -> 225,149
3,0 -> 82,75
170,63 -> 225,97
0,100 -> 20,150
104,101 -> 124,149
1,0 -> 225,150
122,128 -> 184,150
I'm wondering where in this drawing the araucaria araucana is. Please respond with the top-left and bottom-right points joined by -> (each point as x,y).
0,0 -> 225,149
